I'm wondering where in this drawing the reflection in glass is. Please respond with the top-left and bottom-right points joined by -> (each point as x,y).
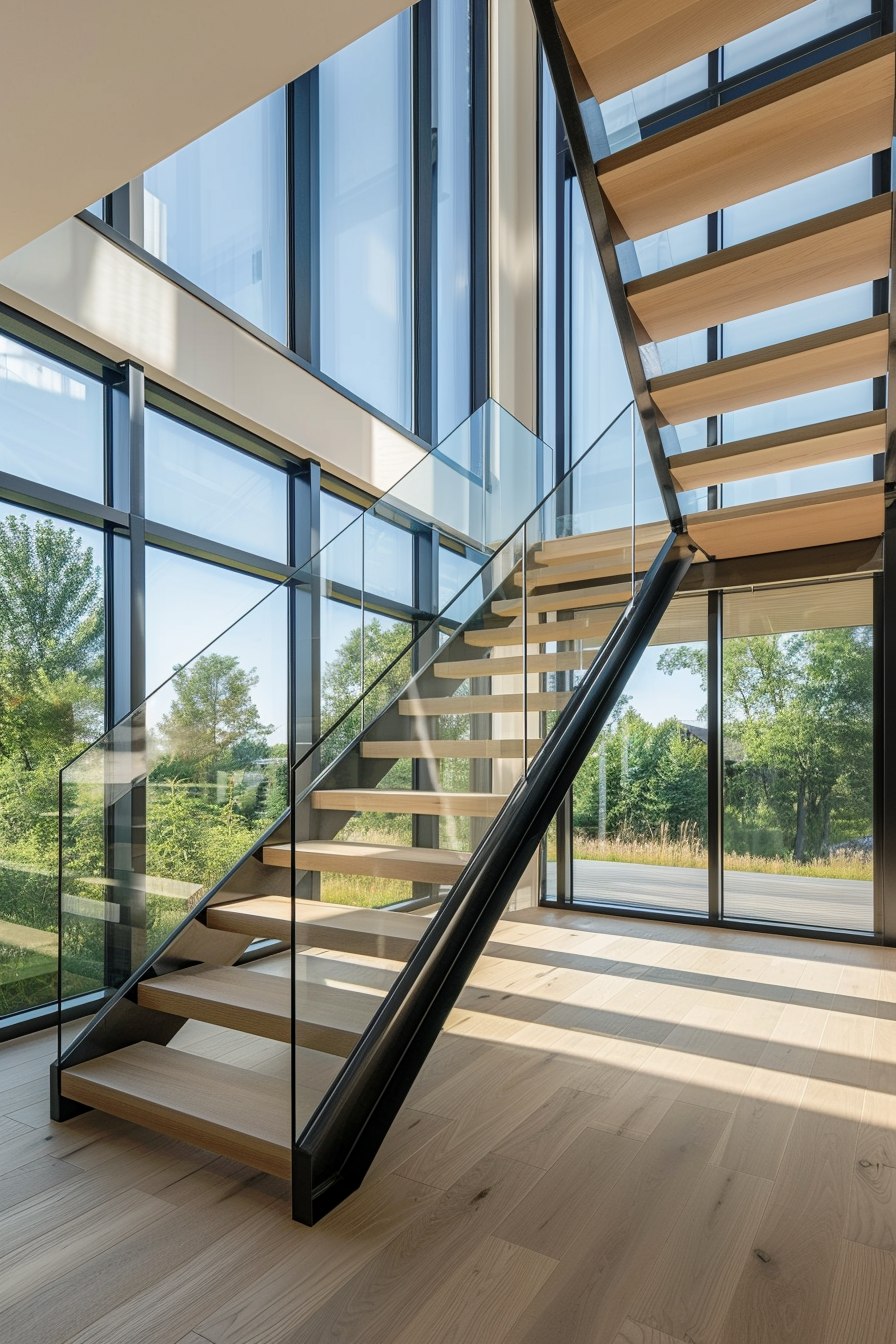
145,409 -> 287,560
722,580 -> 873,932
143,91 -> 287,340
319,15 -> 414,428
435,0 -> 474,441
569,184 -> 631,458
0,503 -> 105,1015
0,335 -> 104,501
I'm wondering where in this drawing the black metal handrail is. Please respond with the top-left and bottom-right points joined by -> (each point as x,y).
292,532 -> 693,1223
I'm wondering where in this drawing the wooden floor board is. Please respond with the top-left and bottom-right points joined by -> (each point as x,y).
1,909 -> 895,1342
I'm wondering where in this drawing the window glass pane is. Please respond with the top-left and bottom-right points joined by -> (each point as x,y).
724,1 -> 872,78
721,454 -> 874,508
722,578 -> 873,932
721,283 -> 873,360
569,183 -> 631,458
567,594 -> 708,914
0,503 -> 105,1016
145,409 -> 287,561
721,380 -> 874,444
539,54 -> 560,452
364,510 -> 414,607
143,548 -> 288,932
319,15 -> 414,428
85,199 -> 104,219
722,159 -> 873,248
435,0 -> 474,441
439,544 -> 485,611
0,335 -> 104,501
143,91 -> 287,341
320,489 -> 362,548
319,489 -> 363,590
602,55 -> 709,152
145,547 -> 283,708
634,216 -> 708,276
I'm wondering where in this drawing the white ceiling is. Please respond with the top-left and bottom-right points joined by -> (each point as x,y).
0,0 -> 414,261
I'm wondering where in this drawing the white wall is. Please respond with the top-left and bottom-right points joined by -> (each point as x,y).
0,218 -> 427,496
0,0 -> 414,260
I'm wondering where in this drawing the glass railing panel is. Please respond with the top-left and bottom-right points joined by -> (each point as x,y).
291,450 -> 675,1174
60,586 -> 290,1004
55,399 -> 554,1021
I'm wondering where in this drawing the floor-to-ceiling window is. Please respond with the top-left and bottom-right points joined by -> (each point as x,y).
318,15 -> 414,427
89,2 -> 486,448
722,580 -> 874,933
0,337 -> 107,1020
142,92 -> 288,342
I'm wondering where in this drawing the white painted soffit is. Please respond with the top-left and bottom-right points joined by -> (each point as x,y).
0,0 -> 414,261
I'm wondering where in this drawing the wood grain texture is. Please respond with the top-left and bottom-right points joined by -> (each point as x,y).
686,482 -> 883,561
435,649 -> 594,679
670,410 -> 887,492
463,612 -> 620,648
207,895 -> 428,960
59,1043 -> 305,1179
311,788 -> 506,817
650,316 -> 889,425
262,839 -> 469,885
556,0 -> 805,103
398,690 -> 570,716
138,964 -> 384,1056
598,36 -> 896,240
361,737 -> 539,759
495,582 -> 630,617
628,194 -> 893,344
8,909 -> 896,1343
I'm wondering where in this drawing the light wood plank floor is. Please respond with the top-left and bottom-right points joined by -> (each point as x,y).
1,907 -> 895,1343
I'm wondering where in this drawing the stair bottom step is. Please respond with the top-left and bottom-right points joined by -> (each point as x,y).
59,1041 -> 320,1179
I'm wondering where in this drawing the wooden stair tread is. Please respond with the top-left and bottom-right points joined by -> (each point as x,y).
534,522 -> 670,564
361,738 -> 541,759
59,1041 -> 307,1179
556,0 -> 806,104
650,315 -> 889,426
464,612 -> 619,648
399,691 -> 570,716
207,896 -> 430,960
138,962 -> 387,1056
597,35 -> 896,240
263,840 -> 470,885
686,482 -> 883,560
435,649 -> 594,678
670,410 -> 887,492
627,194 -> 893,344
312,789 -> 506,817
496,583 -> 630,617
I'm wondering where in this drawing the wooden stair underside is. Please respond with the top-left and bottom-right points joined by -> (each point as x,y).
311,788 -> 506,817
399,690 -> 570,717
556,0 -> 806,103
435,648 -> 593,678
597,35 -> 896,240
262,840 -> 469,885
138,961 -> 385,1056
59,1042 -> 303,1179
685,481 -> 883,560
361,737 -> 540,759
650,316 -> 889,426
464,612 -> 619,648
497,581 -> 631,617
669,411 -> 887,492
206,896 -> 430,961
627,194 -> 893,344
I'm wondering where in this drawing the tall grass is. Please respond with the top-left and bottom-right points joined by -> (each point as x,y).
566,823 -> 872,882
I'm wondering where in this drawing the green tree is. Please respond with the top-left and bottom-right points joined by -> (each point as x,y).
0,513 -> 103,767
159,653 -> 272,766
660,627 -> 872,861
